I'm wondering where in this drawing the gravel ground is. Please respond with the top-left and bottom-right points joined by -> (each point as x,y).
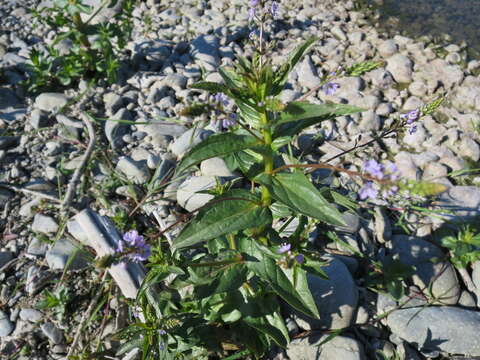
1,0 -> 480,359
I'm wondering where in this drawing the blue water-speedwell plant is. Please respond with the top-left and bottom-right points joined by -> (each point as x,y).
116,1 -> 447,358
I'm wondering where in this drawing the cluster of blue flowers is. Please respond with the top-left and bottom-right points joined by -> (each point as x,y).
117,230 -> 151,262
248,0 -> 279,21
358,159 -> 400,200
401,109 -> 420,135
277,242 -> 304,264
213,92 -> 237,129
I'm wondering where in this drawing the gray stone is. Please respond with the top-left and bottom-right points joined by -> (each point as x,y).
0,86 -> 21,105
403,96 -> 424,111
370,69 -> 395,89
452,83 -> 480,111
30,109 -> 49,129
292,257 -> 358,330
390,235 -> 460,304
0,310 -> 14,336
378,39 -> 398,58
287,334 -> 365,360
280,89 -> 302,103
32,214 -> 59,234
458,137 -> 480,162
297,56 -> 321,89
470,261 -> 480,300
56,114 -> 83,129
169,128 -> 213,157
0,136 -> 20,150
164,73 -> 188,90
103,92 -> 124,115
176,176 -> 215,212
41,322 -> 63,344
387,306 -> 480,356
435,186 -> 480,222
46,238 -> 89,270
200,157 -> 236,177
458,291 -> 477,308
408,81 -> 427,97
394,152 -> 419,180
34,93 -> 68,112
359,110 -> 381,131
116,156 -> 150,184
422,162 -> 448,181
136,120 -> 186,144
190,34 -> 220,72
0,251 -> 13,268
429,59 -> 464,89
27,237 -> 49,257
386,54 -> 413,83
105,108 -> 132,149
0,188 -> 13,209
19,308 -> 43,322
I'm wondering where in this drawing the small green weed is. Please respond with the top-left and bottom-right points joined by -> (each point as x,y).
25,0 -> 135,93
441,225 -> 480,269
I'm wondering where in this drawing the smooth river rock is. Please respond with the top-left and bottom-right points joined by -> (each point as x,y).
387,306 -> 480,356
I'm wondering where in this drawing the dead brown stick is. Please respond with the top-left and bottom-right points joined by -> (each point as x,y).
61,113 -> 96,214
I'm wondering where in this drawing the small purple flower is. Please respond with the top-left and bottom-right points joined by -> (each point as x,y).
118,230 -> 151,263
408,124 -> 417,135
123,230 -> 143,246
214,93 -> 229,106
129,243 -> 151,262
382,186 -> 398,198
406,109 -> 420,124
295,254 -> 305,264
359,181 -> 378,200
249,29 -> 258,40
323,82 -> 340,96
222,113 -> 237,129
270,1 -> 279,18
363,159 -> 385,180
248,7 -> 256,21
250,0 -> 259,6
277,242 -> 291,254
159,329 -> 167,335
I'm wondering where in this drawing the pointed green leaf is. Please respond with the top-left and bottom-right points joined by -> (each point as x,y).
195,264 -> 249,299
219,67 -> 244,90
238,238 -> 320,319
272,37 -> 318,95
176,133 -> 260,174
190,81 -> 230,94
236,98 -> 263,128
239,290 -> 289,348
273,102 -> 364,138
257,172 -> 346,226
173,190 -> 272,250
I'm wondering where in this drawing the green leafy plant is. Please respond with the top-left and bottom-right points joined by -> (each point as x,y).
441,225 -> 480,269
112,2 -> 450,358
367,257 -> 416,300
36,286 -> 71,321
25,0 -> 135,93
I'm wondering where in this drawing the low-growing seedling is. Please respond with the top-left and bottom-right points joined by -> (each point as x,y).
36,285 -> 71,321
441,225 -> 480,269
25,0 -> 135,93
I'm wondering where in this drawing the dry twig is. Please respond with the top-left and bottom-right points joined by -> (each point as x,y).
61,113 -> 96,214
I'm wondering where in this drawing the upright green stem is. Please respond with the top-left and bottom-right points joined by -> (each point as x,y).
71,7 -> 91,49
260,111 -> 273,207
